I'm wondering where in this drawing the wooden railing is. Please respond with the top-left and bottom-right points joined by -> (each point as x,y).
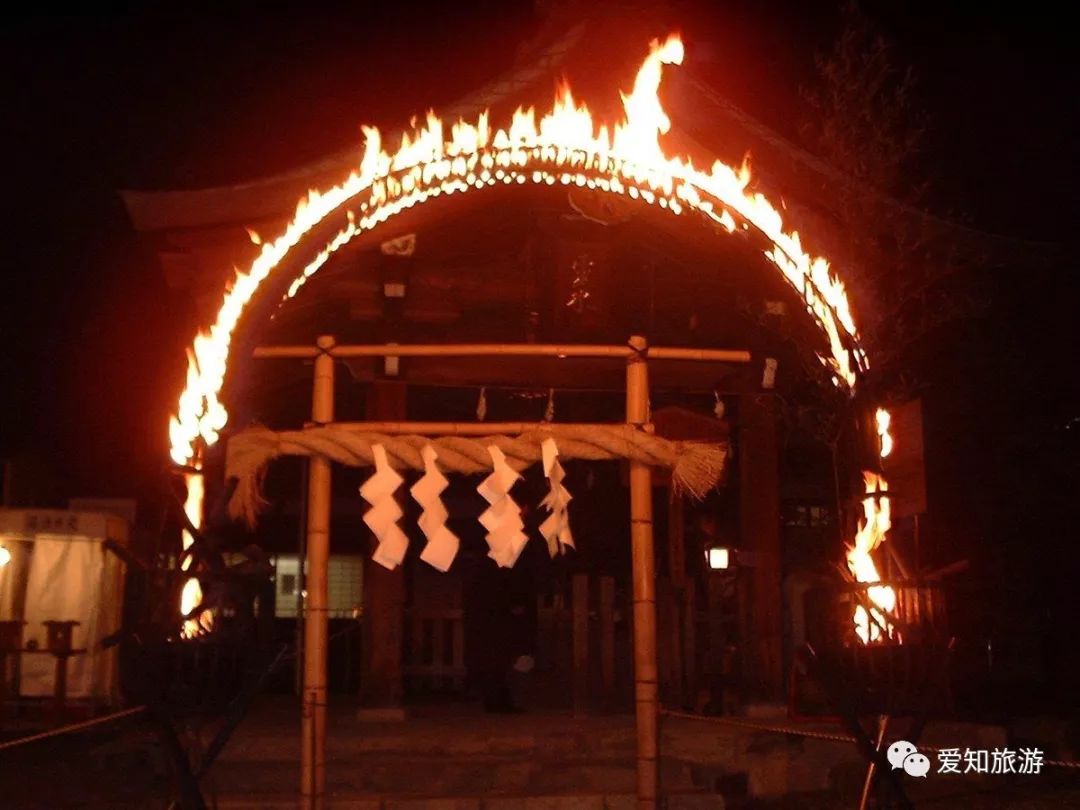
403,573 -> 627,709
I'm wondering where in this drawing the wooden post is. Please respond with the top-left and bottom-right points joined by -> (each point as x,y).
682,580 -> 698,703
667,494 -> 686,706
572,573 -> 590,715
667,494 -> 686,588
738,392 -> 783,698
626,335 -> 658,810
599,576 -> 616,698
301,334 -> 334,810
359,380 -> 407,716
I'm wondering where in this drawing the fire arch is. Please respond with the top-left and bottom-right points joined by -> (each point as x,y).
171,35 -> 893,644
170,35 -> 870,470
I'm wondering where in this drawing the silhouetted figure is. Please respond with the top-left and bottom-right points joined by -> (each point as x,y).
462,553 -> 519,713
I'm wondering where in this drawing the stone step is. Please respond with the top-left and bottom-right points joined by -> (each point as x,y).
216,793 -> 724,809
212,757 -> 698,797
224,730 -> 638,761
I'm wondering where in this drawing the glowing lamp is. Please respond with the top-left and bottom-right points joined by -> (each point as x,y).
706,545 -> 731,571
0,545 -> 10,568
384,342 -> 400,377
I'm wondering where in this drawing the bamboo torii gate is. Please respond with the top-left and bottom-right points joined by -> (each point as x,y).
231,334 -> 750,810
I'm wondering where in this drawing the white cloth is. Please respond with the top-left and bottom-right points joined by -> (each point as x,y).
19,538 -> 104,699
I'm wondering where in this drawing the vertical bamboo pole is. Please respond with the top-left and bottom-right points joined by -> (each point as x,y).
626,335 -> 658,809
301,335 -> 335,810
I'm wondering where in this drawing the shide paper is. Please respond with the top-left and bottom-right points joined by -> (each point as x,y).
361,444 -> 409,570
478,445 -> 526,568
411,444 -> 459,572
540,437 -> 574,557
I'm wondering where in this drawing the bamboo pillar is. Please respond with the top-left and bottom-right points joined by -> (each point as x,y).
301,335 -> 335,810
626,335 -> 658,810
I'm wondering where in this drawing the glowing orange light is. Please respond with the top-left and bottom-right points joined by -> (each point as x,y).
180,472 -> 212,638
168,34 -> 869,472
166,35 -> 883,637
876,408 -> 893,458
847,409 -> 898,644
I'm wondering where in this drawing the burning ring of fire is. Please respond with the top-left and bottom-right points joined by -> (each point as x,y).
170,35 -> 892,643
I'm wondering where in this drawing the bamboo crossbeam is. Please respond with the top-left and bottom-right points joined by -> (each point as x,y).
252,342 -> 752,363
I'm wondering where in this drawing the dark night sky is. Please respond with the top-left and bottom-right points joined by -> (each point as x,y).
1,0 -> 1076,604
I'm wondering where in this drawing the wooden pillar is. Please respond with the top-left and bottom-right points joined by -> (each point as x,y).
359,380 -> 407,714
599,575 -> 616,697
667,494 -> 686,588
666,493 -> 686,706
738,392 -> 783,698
572,573 -> 589,715
301,334 -> 335,810
682,580 -> 698,704
626,335 -> 658,810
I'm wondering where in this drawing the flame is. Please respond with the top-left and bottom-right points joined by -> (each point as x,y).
847,409 -> 898,644
876,408 -> 893,458
168,34 -> 870,470
180,472 -> 212,638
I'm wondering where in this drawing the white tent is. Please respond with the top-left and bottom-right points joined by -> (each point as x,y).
0,509 -> 127,707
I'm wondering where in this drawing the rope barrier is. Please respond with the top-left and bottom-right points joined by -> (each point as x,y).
661,708 -> 856,744
225,423 -> 727,527
660,709 -> 1080,769
0,705 -> 146,752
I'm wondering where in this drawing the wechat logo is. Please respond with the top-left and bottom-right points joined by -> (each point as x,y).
887,740 -> 931,778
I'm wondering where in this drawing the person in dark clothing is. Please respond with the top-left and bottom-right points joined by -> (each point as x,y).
462,551 -> 520,712
506,537 -> 540,674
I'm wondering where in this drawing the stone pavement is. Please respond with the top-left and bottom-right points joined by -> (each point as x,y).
207,697 -> 872,806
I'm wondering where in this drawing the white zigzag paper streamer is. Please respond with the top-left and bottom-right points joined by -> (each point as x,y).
540,437 -> 574,557
411,445 -> 459,572
478,445 -> 527,568
360,444 -> 409,570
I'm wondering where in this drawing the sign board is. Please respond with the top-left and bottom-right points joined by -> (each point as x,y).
0,509 -> 126,542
